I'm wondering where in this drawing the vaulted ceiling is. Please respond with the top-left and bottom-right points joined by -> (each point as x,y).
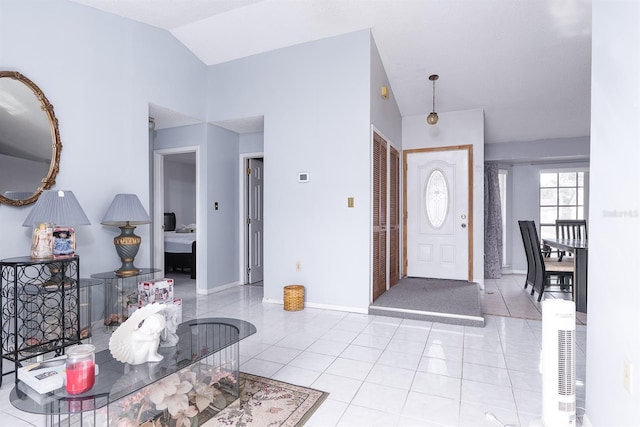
70,0 -> 592,143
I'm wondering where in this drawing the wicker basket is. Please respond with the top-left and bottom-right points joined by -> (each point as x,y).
283,285 -> 305,311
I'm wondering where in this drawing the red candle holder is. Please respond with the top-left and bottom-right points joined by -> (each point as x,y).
65,344 -> 95,395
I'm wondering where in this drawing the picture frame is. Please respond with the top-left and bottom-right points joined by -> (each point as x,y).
52,227 -> 76,259
30,223 -> 53,259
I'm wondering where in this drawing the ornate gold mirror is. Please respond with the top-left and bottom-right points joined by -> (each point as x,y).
0,71 -> 61,206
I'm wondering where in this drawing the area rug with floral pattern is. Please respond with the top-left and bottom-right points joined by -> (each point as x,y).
202,372 -> 328,427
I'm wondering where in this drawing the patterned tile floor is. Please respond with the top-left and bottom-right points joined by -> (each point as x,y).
0,274 -> 587,426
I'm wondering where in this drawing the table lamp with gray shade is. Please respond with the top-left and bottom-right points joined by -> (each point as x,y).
22,190 -> 91,259
101,194 -> 151,277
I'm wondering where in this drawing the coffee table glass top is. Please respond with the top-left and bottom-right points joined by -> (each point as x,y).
10,318 -> 256,415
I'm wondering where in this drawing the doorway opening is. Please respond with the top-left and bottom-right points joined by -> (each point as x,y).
153,147 -> 199,286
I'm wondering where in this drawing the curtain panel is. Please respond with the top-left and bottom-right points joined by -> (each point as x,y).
484,163 -> 503,279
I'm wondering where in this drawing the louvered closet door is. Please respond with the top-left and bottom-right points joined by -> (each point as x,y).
389,146 -> 400,287
373,132 -> 387,301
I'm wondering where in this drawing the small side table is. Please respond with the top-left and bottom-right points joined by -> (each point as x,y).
90,269 -> 160,329
0,256 -> 81,386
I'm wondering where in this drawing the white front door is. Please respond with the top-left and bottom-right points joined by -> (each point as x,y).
405,147 -> 471,280
248,158 -> 264,283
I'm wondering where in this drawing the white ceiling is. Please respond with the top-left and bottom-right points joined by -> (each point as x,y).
72,0 -> 592,143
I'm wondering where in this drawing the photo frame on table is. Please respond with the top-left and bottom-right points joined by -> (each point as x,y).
30,224 -> 53,259
52,227 -> 76,259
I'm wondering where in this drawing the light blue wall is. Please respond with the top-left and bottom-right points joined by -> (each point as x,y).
586,1 -> 640,424
0,0 -> 401,308
485,136 -> 589,163
154,123 -> 238,293
0,0 -> 206,279
205,124 -> 241,290
239,132 -> 264,154
207,30 -> 378,310
403,109 -> 486,286
370,34 -> 402,146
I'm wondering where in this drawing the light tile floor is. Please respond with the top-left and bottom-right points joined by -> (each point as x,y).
0,274 -> 587,426
483,274 -> 588,325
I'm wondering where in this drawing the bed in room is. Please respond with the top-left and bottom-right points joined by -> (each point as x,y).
164,212 -> 196,279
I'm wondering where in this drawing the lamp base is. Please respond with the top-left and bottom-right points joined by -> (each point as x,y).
113,224 -> 142,278
115,266 -> 141,278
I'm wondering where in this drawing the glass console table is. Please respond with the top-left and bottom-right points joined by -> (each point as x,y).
10,318 -> 256,426
91,268 -> 160,328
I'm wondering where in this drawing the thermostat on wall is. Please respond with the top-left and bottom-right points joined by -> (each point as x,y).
298,172 -> 310,183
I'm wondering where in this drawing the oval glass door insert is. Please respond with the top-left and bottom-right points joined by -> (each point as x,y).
425,169 -> 449,228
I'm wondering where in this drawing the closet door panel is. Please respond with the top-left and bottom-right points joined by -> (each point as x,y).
389,146 -> 400,287
372,132 -> 387,301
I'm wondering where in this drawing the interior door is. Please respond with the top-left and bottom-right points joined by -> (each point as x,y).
247,158 -> 264,283
405,146 -> 472,280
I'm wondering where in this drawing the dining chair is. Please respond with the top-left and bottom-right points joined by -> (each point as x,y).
556,219 -> 588,239
555,219 -> 588,260
518,220 -> 537,291
520,220 -> 574,302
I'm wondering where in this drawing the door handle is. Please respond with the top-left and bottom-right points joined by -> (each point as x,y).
461,224 -> 467,228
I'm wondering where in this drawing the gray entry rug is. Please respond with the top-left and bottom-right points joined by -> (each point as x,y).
369,277 -> 484,327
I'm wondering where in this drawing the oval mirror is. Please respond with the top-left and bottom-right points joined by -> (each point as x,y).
0,71 -> 61,206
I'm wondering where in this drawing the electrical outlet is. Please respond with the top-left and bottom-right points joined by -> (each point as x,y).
624,360 -> 633,393
295,262 -> 301,272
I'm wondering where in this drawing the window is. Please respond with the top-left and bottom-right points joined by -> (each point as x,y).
425,169 -> 448,228
539,170 -> 586,239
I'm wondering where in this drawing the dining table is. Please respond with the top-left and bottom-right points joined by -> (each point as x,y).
542,238 -> 588,313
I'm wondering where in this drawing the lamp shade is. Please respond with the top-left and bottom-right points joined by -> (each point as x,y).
101,194 -> 151,226
22,190 -> 91,227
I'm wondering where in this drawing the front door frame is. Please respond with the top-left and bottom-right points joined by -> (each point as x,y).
402,144 -> 473,282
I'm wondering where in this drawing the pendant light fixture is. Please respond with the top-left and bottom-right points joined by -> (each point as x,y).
426,74 -> 439,125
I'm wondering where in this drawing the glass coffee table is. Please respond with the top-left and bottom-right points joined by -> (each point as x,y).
10,318 -> 256,426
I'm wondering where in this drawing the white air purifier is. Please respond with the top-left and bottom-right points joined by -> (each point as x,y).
534,299 -> 577,427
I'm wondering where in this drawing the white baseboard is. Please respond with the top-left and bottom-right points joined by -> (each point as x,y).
196,281 -> 240,295
262,298 -> 368,314
306,301 -> 368,314
496,268 -> 526,275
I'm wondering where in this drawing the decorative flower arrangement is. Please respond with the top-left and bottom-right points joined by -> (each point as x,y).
104,363 -> 237,427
